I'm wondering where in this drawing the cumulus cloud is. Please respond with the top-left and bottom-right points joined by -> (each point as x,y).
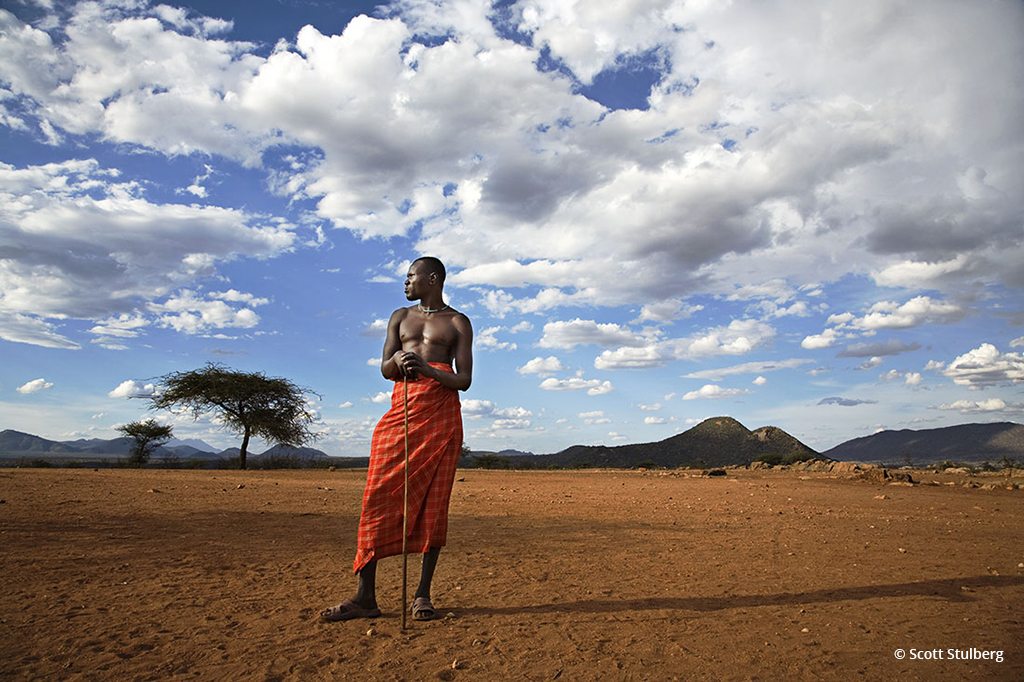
16,378 -> 53,394
517,356 -> 564,376
936,398 -> 1024,414
596,319 -> 775,369
0,159 -> 294,347
149,289 -> 262,334
108,379 -> 157,398
2,1 -> 1021,317
753,376 -> 767,386
539,318 -> 647,350
539,374 -> 614,395
801,329 -> 838,350
943,343 -> 1024,387
476,325 -> 517,351
461,399 -> 532,420
854,296 -> 964,331
682,384 -> 750,401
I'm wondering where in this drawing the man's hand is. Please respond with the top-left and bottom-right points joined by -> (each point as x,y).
394,350 -> 429,378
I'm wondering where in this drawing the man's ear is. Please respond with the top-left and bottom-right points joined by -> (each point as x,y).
429,272 -> 438,285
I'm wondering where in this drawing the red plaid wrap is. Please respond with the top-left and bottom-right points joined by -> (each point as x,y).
353,362 -> 463,573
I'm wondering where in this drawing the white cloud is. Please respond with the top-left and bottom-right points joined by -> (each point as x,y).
682,384 -> 750,401
855,296 -> 964,330
638,402 -> 661,411
517,356 -> 564,376
476,325 -> 517,351
684,358 -> 811,380
370,391 -> 391,404
643,416 -> 668,425
596,319 -> 775,369
943,343 -> 1024,387
0,312 -> 80,349
936,398 -> 1024,414
2,1 -> 1020,316
0,159 -> 294,347
1010,336 -> 1024,349
108,379 -> 157,398
16,378 -> 53,394
150,289 -> 261,334
338,401 -> 353,408
539,375 -> 614,395
872,255 -> 969,289
904,372 -> 922,386
801,329 -> 838,350
753,375 -> 767,386
462,399 -> 533,419
540,318 -> 647,349
635,299 -> 703,323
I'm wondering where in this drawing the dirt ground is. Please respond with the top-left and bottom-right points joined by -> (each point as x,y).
1,467 -> 1021,681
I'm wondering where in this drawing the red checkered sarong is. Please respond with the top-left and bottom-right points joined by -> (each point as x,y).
353,363 -> 463,573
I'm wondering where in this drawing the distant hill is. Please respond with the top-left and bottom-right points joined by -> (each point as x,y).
0,430 -> 79,454
473,417 -> 818,469
166,437 -> 218,453
823,422 -> 1024,464
0,429 -> 327,463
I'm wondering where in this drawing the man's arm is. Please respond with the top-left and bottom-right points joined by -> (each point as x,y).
379,308 -> 407,380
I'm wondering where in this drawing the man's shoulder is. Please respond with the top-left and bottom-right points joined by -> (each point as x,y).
449,309 -> 472,329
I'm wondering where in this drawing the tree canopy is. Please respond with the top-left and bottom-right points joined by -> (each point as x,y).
117,418 -> 173,467
148,363 -> 319,469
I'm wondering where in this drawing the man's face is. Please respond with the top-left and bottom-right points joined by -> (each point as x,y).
404,262 -> 434,300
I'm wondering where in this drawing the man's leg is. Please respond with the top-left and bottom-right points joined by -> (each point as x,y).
415,547 -> 441,600
320,560 -> 379,621
354,560 -> 378,609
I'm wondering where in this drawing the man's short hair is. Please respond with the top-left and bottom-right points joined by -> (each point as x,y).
412,256 -> 446,283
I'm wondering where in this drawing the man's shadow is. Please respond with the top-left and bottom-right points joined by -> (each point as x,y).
460,574 -> 1024,616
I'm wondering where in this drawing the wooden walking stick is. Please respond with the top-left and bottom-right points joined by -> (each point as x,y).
401,375 -> 410,630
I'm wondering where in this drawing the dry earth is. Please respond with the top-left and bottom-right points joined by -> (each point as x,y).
1,467 -> 1022,680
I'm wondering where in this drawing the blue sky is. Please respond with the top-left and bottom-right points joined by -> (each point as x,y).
1,0 -> 1022,457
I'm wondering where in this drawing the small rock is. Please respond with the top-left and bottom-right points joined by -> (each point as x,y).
1018,562 -> 1023,568
236,484 -> 245,489
456,477 -> 465,482
147,488 -> 160,494
960,586 -> 973,592
445,612 -> 457,619
451,659 -> 463,670
366,627 -> 376,637
800,627 -> 809,633
898,548 -> 907,553
874,494 -> 887,500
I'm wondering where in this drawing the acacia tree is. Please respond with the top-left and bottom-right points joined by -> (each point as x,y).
117,418 -> 174,467
149,364 -> 319,470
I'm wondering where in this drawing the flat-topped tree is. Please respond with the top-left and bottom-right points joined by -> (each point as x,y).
117,419 -> 173,466
149,363 -> 319,470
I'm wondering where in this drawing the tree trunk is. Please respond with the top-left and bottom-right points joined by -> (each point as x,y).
239,426 -> 250,470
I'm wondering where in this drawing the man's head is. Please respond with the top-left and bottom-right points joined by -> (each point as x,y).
405,256 -> 446,301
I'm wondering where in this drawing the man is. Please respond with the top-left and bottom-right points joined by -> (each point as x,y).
322,256 -> 473,622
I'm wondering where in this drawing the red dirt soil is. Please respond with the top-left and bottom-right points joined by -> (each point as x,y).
1,467 -> 1021,680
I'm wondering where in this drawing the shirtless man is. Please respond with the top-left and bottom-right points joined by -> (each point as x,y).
322,256 -> 473,622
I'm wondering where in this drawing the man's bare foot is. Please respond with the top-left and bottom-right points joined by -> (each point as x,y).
320,600 -> 381,622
